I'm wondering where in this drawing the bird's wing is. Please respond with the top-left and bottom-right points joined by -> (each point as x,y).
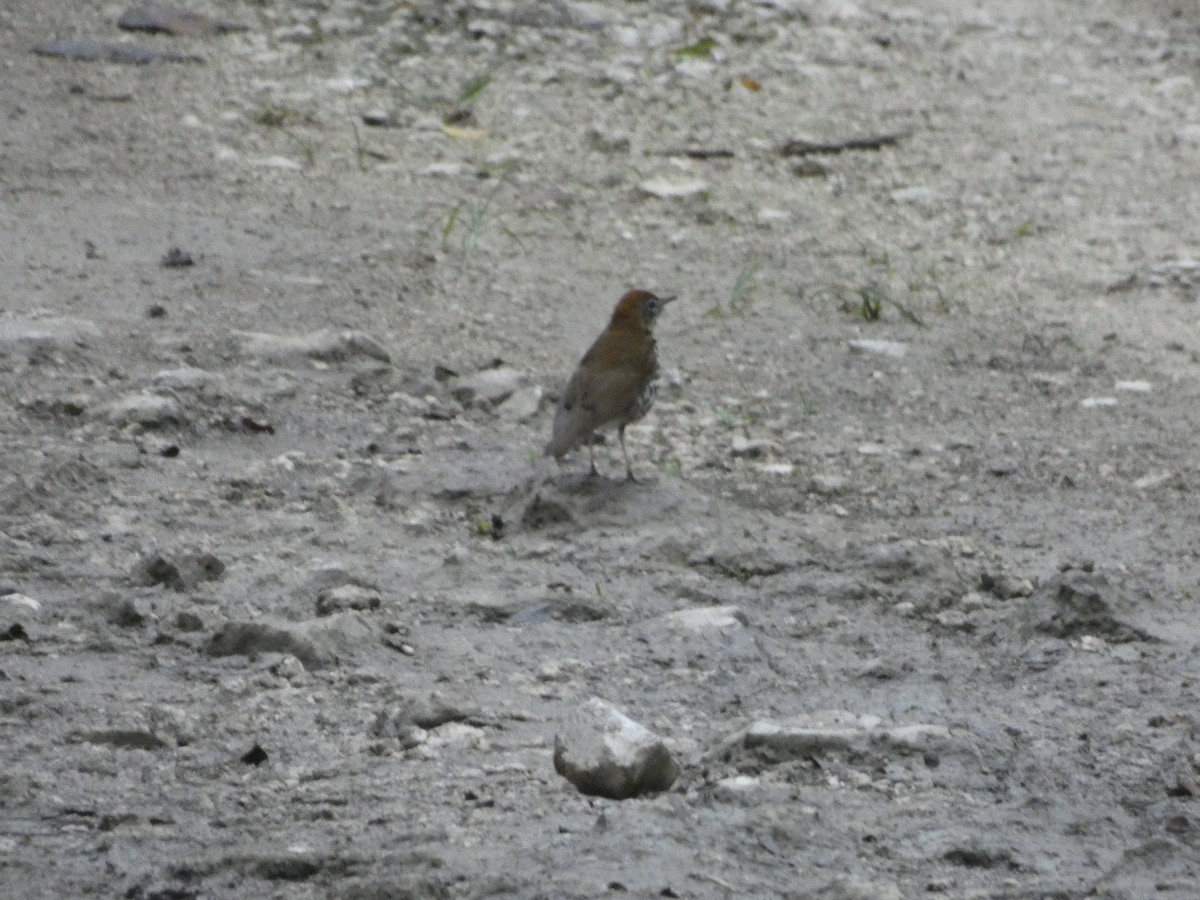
545,364 -> 642,457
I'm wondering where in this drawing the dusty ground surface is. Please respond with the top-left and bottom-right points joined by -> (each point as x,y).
3,0 -> 1200,897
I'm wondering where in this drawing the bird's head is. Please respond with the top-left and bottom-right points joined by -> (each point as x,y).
612,290 -> 676,331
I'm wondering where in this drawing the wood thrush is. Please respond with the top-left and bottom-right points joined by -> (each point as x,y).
545,289 -> 675,481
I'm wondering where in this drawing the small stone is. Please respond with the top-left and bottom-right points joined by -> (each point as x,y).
958,591 -> 989,612
1080,397 -> 1117,408
808,473 -> 849,495
206,622 -> 329,670
234,329 -> 390,365
815,875 -> 904,900
174,611 -> 204,632
1078,634 -> 1107,652
315,583 -> 382,616
758,462 -> 794,476
553,698 -> 679,800
100,594 -> 149,628
935,609 -> 973,630
151,366 -> 224,390
1133,472 -> 1174,490
133,552 -> 225,593
586,127 -> 631,153
2,592 -> 42,616
76,728 -> 171,751
160,247 -> 194,268
890,186 -> 945,203
106,393 -> 187,429
1114,380 -> 1152,393
361,109 -> 393,127
638,176 -> 709,199
713,774 -> 762,801
449,366 -> 529,408
661,605 -> 746,631
423,161 -> 465,177
791,158 -> 830,177
981,571 -> 1034,599
756,208 -> 790,226
849,339 -> 907,358
1023,571 -> 1155,643
709,712 -> 951,763
496,385 -> 544,423
373,688 -> 481,734
730,435 -> 771,458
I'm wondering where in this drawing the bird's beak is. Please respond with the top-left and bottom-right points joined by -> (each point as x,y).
658,294 -> 677,304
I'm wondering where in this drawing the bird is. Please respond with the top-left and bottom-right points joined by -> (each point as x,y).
544,289 -> 676,481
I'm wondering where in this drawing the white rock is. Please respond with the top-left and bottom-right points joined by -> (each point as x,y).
639,176 -> 709,198
713,774 -> 762,800
0,317 -> 102,357
849,339 -> 907,358
890,185 -> 945,203
106,393 -> 187,428
731,434 -> 772,458
756,208 -> 790,225
497,385 -> 544,422
1174,124 -> 1200,145
1114,380 -> 1152,393
152,367 -> 225,390
423,162 -> 465,177
759,462 -> 795,476
234,329 -> 390,365
1080,397 -> 1117,408
710,711 -> 952,761
662,605 -> 746,631
252,156 -> 304,170
553,698 -> 679,799
2,592 -> 42,615
809,473 -> 848,494
450,366 -> 529,408
1133,472 -> 1173,490
816,875 -> 903,900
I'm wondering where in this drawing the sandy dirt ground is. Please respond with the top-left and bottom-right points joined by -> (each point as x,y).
3,1 -> 1200,897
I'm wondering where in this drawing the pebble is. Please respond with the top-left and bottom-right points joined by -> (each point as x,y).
0,317 -> 103,359
449,366 -> 529,408
709,711 -> 952,762
207,621 -> 330,670
1022,571 -> 1154,643
848,339 -> 907,358
374,688 -> 481,733
206,612 -> 378,670
133,552 -> 225,593
235,329 -> 391,365
816,875 -> 904,900
497,385 -> 544,423
151,366 -> 225,390
315,583 -> 382,616
106,393 -> 187,429
75,728 -> 171,751
808,473 -> 849,495
553,698 -> 679,800
661,605 -> 746,631
638,177 -> 709,199
730,435 -> 772,458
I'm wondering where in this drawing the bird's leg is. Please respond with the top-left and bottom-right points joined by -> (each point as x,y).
619,425 -> 637,482
587,437 -> 599,478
